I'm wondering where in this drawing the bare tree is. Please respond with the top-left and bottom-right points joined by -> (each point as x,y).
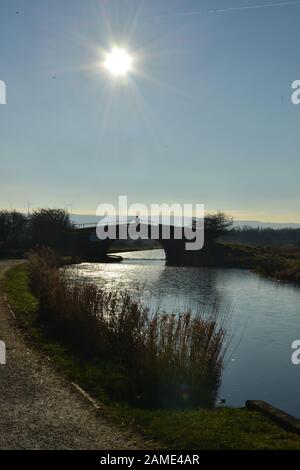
204,212 -> 233,244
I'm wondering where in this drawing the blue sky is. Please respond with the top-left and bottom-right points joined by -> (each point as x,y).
0,0 -> 300,222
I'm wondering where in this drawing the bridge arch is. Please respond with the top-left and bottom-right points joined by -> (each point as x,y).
107,238 -> 166,261
71,223 -> 202,266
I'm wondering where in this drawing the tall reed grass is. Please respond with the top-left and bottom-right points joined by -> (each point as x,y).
28,248 -> 228,408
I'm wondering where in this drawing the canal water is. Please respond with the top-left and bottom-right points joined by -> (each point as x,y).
66,249 -> 300,417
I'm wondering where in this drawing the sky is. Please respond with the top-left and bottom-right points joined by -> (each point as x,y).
0,0 -> 300,222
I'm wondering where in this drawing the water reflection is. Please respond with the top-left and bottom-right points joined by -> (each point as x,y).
66,249 -> 300,417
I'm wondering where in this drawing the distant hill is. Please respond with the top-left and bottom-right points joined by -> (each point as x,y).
71,214 -> 300,230
233,220 -> 300,229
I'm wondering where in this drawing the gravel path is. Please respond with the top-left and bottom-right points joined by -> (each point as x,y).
0,260 -> 153,450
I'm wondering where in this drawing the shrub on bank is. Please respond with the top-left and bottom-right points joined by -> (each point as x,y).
254,254 -> 286,276
28,249 -> 227,409
274,262 -> 300,283
252,249 -> 300,284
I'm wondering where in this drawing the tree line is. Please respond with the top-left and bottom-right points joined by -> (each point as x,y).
224,225 -> 300,247
0,209 -> 73,257
2,208 -> 298,258
0,210 -> 234,257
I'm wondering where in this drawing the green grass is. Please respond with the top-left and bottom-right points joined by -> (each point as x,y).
3,264 -> 300,450
121,407 -> 300,450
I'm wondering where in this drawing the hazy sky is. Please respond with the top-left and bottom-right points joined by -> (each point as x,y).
1,0 -> 300,222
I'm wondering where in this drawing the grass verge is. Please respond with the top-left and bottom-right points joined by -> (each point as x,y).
3,263 -> 300,450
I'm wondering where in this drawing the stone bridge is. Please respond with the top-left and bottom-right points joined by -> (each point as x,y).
70,222 -> 204,266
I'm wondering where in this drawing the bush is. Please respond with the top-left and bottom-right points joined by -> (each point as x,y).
255,255 -> 286,276
275,262 -> 300,283
28,249 -> 227,409
0,210 -> 28,255
28,208 -> 73,253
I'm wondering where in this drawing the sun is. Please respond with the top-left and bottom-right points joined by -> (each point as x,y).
103,47 -> 133,78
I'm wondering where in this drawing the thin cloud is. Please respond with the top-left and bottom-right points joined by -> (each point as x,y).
158,0 -> 300,19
